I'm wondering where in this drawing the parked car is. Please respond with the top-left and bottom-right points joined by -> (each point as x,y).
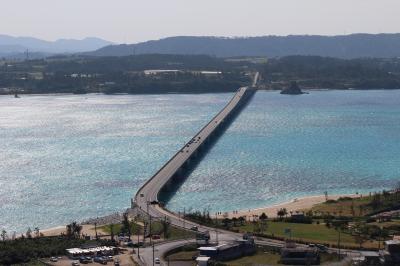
94,256 -> 107,264
50,257 -> 58,262
316,244 -> 328,252
71,262 -> 80,266
154,258 -> 160,264
152,234 -> 161,240
191,226 -> 198,231
79,256 -> 92,264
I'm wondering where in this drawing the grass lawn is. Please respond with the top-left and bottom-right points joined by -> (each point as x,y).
311,192 -> 400,217
222,251 -> 340,266
167,250 -> 198,261
166,247 -> 340,266
311,196 -> 372,217
234,221 -> 378,249
224,251 -> 281,266
99,223 -> 142,235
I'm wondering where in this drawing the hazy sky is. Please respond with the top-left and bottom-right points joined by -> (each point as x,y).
1,0 -> 400,43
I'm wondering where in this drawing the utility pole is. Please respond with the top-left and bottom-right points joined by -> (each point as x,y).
137,228 -> 140,258
152,243 -> 155,266
183,207 -> 186,239
337,229 -> 341,261
149,215 -> 152,245
143,221 -> 147,245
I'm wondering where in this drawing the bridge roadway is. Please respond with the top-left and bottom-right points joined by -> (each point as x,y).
134,86 -> 252,224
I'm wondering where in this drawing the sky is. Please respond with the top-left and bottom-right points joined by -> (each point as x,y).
1,0 -> 400,44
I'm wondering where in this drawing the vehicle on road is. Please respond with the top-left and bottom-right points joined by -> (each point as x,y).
50,257 -> 58,262
191,226 -> 198,231
316,244 -> 328,252
155,258 -> 160,264
152,234 -> 161,240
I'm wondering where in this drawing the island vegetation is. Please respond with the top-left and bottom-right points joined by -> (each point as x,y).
2,54 -> 400,95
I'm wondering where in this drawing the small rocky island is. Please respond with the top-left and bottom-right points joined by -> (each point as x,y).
280,81 -> 304,95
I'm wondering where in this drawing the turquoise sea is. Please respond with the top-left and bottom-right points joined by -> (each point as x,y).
0,93 -> 230,233
1,90 -> 400,233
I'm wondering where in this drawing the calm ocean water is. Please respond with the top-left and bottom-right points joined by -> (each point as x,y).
165,90 -> 400,214
0,93 -> 231,233
1,90 -> 400,232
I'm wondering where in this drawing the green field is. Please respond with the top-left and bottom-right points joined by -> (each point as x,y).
166,249 -> 339,266
233,221 -> 378,249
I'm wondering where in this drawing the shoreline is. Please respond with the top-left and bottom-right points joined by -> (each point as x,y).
40,193 -> 360,236
218,193 -> 360,219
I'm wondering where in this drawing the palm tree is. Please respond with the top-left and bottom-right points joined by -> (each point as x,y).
259,213 -> 268,234
26,228 -> 32,238
277,208 -> 287,220
1,230 -> 7,242
238,216 -> 246,226
67,222 -> 82,239
232,217 -> 238,227
34,227 -> 40,238
110,223 -> 115,242
94,222 -> 98,240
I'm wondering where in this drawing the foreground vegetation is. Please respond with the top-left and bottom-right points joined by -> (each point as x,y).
185,189 -> 400,250
166,246 -> 339,266
0,236 -> 113,265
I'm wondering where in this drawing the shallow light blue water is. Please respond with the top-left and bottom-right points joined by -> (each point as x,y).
165,90 -> 400,214
1,90 -> 400,233
0,93 -> 231,233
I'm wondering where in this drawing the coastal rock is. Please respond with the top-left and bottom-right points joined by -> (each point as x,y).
281,81 -> 304,95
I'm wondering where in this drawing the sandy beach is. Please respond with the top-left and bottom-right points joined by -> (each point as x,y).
221,194 -> 360,219
40,194 -> 361,236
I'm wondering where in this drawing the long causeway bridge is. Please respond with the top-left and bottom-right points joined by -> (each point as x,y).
133,73 -> 258,230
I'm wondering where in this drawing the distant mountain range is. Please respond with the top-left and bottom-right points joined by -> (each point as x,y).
0,35 -> 113,58
89,34 -> 400,59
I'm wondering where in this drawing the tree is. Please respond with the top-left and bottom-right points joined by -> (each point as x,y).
277,208 -> 287,220
122,212 -> 132,241
26,228 -> 32,239
161,217 -> 171,239
238,216 -> 246,226
231,217 -> 238,227
222,218 -> 230,228
260,212 -> 268,221
353,223 -> 369,249
94,222 -> 99,240
350,200 -> 355,217
34,227 -> 40,238
358,205 -> 364,216
1,229 -> 7,242
259,213 -> 268,234
66,221 -> 82,239
370,193 -> 381,210
110,223 -> 115,242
